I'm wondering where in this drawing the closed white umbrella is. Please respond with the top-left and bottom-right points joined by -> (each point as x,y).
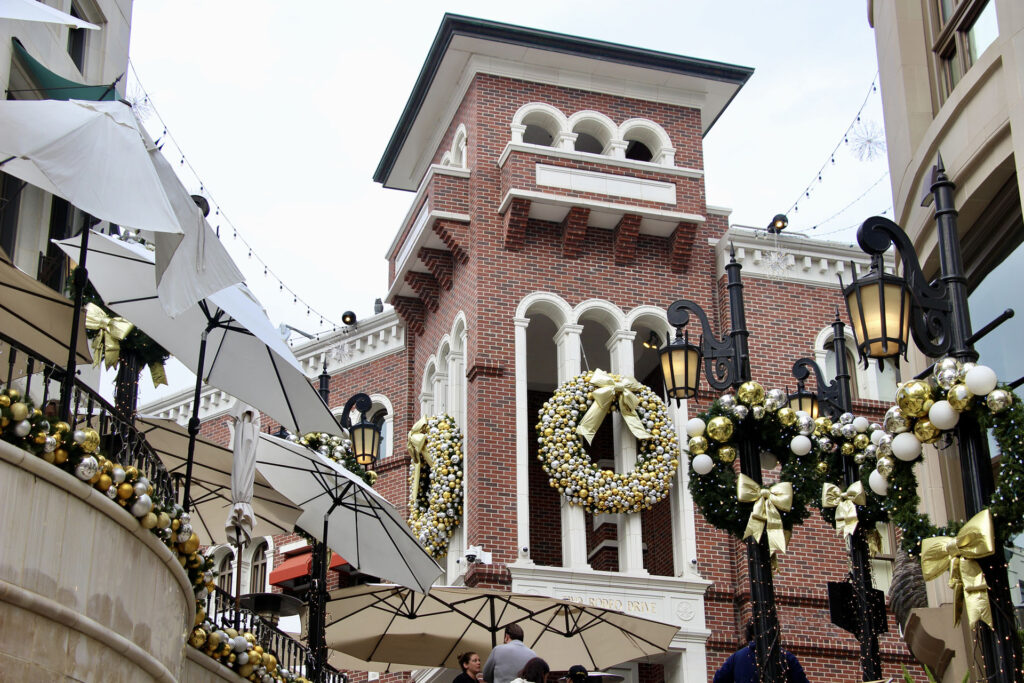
226,401 -> 260,545
0,0 -> 99,28
0,100 -> 182,234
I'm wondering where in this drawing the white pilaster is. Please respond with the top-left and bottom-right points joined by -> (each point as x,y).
669,396 -> 702,579
433,371 -> 448,414
447,352 -> 465,426
607,330 -> 646,575
555,322 -> 589,569
513,317 -> 535,566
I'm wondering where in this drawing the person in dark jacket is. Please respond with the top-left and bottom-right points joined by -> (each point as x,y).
713,622 -> 809,683
454,652 -> 483,683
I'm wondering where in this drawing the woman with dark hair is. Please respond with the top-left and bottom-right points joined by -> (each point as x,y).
510,657 -> 550,683
455,652 -> 483,683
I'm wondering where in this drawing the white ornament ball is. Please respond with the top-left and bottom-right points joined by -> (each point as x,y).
928,400 -> 960,430
237,652 -> 249,666
13,420 -> 31,437
790,435 -> 812,456
868,469 -> 889,496
73,429 -> 87,444
133,479 -> 149,497
891,432 -> 923,461
691,453 -> 714,475
685,418 -> 706,437
964,365 -> 998,396
870,429 -> 885,445
112,466 -> 126,484
852,416 -> 870,433
233,636 -> 248,652
43,436 -> 57,453
130,494 -> 153,517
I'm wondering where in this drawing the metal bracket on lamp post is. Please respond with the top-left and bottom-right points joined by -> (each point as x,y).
339,393 -> 372,430
856,215 -> 953,359
790,357 -> 844,420
665,300 -> 742,390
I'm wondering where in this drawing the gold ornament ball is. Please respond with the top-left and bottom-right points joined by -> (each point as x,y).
706,416 -> 734,442
737,381 -> 765,406
718,446 -> 737,463
816,461 -> 829,474
9,402 -> 28,422
141,512 -> 158,529
53,421 -> 70,434
876,456 -> 895,477
116,482 -> 133,499
840,442 -> 855,456
913,418 -> 941,444
0,395 -> 9,408
777,407 -> 797,427
54,448 -> 68,464
80,428 -> 100,453
188,629 -> 207,648
687,436 -> 708,454
814,416 -> 833,436
853,433 -> 870,450
238,664 -> 254,678
947,383 -> 974,412
986,389 -> 1013,413
97,474 -> 112,491
124,465 -> 138,480
181,532 -> 201,555
896,380 -> 934,418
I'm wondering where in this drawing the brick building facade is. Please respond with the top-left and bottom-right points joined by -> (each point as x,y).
145,14 -> 925,683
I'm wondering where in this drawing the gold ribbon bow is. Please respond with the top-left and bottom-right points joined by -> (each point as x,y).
821,481 -> 867,537
737,473 -> 792,555
84,303 -> 134,369
920,508 -> 995,629
407,417 -> 434,504
149,362 -> 168,387
865,529 -> 883,557
576,369 -> 651,444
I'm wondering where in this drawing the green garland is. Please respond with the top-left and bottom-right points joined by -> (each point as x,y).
296,431 -> 376,486
535,370 -> 680,514
687,383 -> 825,539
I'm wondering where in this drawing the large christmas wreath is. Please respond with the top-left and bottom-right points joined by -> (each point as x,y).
406,414 -> 464,558
685,382 -> 826,549
825,358 -> 1024,556
535,370 -> 680,514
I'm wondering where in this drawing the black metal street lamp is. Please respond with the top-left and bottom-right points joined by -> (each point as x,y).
843,158 -> 1022,682
789,314 -> 886,681
307,391 -> 380,683
660,246 -> 787,682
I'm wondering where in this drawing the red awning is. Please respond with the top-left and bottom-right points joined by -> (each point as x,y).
269,551 -> 347,586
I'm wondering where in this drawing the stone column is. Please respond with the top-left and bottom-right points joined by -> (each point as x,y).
555,322 -> 589,569
668,396 -> 702,579
513,317 -> 534,565
433,371 -> 448,415
607,329 -> 646,574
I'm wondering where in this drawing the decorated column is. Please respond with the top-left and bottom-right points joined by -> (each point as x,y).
555,322 -> 589,569
607,329 -> 646,574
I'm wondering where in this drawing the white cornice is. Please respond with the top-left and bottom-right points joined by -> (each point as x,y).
385,164 -> 472,260
715,227 -> 897,288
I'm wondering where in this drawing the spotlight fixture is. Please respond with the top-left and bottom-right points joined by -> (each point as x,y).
767,214 -> 788,234
642,330 -> 661,350
341,310 -> 357,326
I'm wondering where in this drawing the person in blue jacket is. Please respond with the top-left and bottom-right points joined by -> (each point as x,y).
713,621 -> 810,683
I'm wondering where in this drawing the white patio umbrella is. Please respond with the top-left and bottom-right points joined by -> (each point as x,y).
56,231 -> 343,507
254,433 -> 443,593
146,137 -> 244,317
0,0 -> 99,28
0,100 -> 182,234
323,585 -> 680,671
137,415 -> 299,546
226,401 -> 260,545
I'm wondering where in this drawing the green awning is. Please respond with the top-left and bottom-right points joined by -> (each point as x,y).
11,38 -> 117,101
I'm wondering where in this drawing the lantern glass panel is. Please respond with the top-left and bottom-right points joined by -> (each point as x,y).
845,277 -> 911,359
660,341 -> 700,400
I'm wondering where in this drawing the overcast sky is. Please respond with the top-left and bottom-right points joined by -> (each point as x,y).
126,1 -> 891,400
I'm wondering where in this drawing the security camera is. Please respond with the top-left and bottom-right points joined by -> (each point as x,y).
522,547 -> 529,555
465,546 -> 480,564
690,558 -> 698,566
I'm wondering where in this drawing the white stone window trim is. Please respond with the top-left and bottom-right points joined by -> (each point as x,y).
812,325 -> 898,402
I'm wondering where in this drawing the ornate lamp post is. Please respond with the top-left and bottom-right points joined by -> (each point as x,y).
789,314 -> 886,681
660,246 -> 787,682
306,392 -> 379,683
843,158 -> 1023,682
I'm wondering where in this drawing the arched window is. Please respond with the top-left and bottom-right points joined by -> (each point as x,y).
512,103 -> 568,149
815,327 -> 900,402
249,541 -> 268,593
523,123 -> 555,146
568,111 -> 615,156
217,551 -> 234,594
372,407 -> 389,459
618,119 -> 675,166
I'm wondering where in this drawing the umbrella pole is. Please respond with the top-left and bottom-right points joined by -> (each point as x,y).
234,525 -> 245,631
183,329 -> 209,512
59,221 -> 91,423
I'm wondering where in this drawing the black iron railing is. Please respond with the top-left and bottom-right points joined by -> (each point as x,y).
0,330 -> 177,506
205,586 -> 346,683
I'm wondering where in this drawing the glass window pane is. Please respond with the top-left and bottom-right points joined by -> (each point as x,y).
942,46 -> 963,94
937,0 -> 955,24
968,1 -> 998,64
